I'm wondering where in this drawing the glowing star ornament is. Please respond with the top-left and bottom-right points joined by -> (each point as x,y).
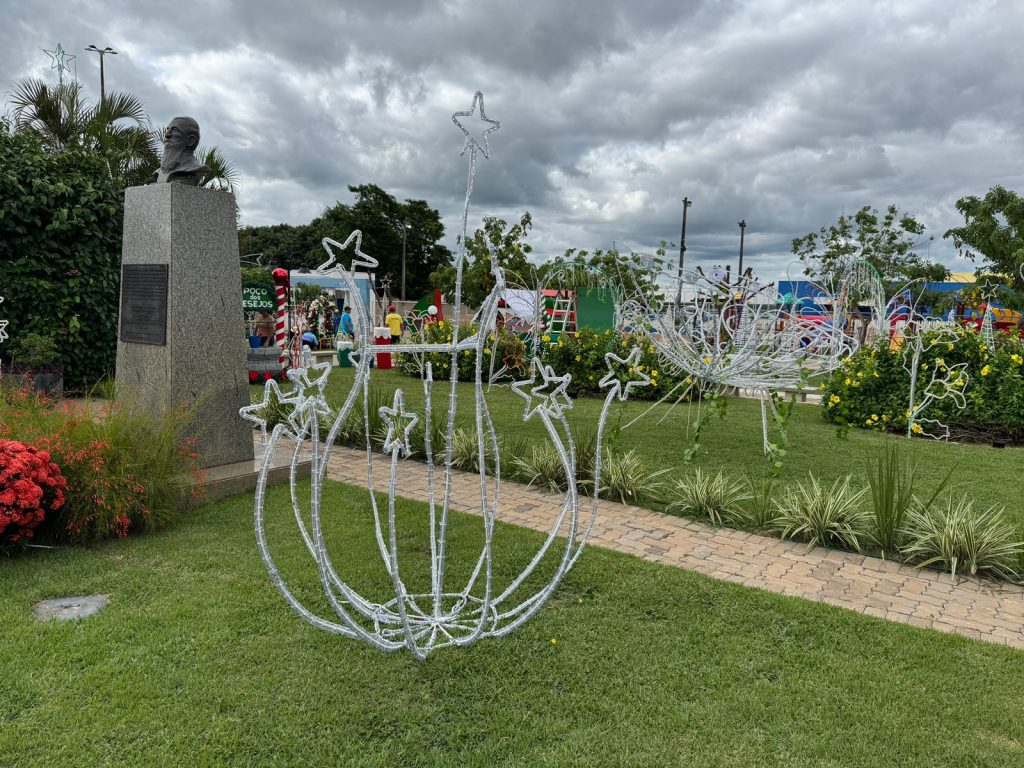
511,358 -> 573,421
599,348 -> 651,401
380,390 -> 419,457
240,378 -> 301,443
317,231 -> 379,274
451,91 -> 501,159
43,43 -> 75,84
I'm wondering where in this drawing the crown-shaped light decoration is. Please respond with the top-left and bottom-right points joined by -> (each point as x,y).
243,92 -> 644,659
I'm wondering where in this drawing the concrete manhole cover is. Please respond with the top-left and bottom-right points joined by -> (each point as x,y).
35,595 -> 108,622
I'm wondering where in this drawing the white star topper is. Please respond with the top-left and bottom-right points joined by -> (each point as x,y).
452,91 -> 501,159
317,231 -> 378,274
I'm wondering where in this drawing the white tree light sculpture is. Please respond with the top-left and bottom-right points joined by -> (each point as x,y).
242,93 -> 643,659
903,325 -> 969,440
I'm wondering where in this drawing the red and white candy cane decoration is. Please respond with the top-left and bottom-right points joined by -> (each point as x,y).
272,268 -> 289,374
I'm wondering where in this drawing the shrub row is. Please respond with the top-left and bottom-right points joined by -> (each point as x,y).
669,459 -> 1024,583
822,326 -> 1024,441
394,323 -> 692,402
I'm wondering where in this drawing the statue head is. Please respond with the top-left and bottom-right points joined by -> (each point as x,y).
154,116 -> 208,186
164,116 -> 200,154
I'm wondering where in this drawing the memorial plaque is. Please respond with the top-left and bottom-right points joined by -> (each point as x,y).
119,264 -> 169,345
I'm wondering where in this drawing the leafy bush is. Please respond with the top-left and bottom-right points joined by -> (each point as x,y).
8,332 -> 60,371
0,439 -> 67,549
0,125 -> 125,390
512,444 -> 566,493
540,328 -> 691,401
902,497 -> 1023,580
0,385 -> 202,544
667,469 -> 750,525
773,475 -> 868,551
822,328 -> 1024,441
394,321 -> 529,383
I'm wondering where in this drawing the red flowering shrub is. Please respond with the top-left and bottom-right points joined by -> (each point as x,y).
1,385 -> 203,545
0,439 -> 67,548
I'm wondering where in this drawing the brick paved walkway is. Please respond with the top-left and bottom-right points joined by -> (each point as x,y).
298,442 -> 1024,650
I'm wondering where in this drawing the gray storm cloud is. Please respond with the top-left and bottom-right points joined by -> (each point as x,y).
3,0 -> 1023,279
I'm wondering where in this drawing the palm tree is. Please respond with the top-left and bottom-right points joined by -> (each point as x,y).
9,77 -> 237,194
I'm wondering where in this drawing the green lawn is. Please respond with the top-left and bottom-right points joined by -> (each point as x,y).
2,480 -> 1024,766
257,366 -> 1024,526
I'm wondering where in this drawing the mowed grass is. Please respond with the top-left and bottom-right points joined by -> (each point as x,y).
256,366 -> 1024,526
2,480 -> 1024,767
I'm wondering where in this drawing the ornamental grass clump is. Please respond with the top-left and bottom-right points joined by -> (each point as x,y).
599,449 -> 668,505
0,439 -> 67,549
512,444 -> 566,493
773,475 -> 868,551
864,442 -> 952,558
901,497 -> 1023,581
667,469 -> 750,526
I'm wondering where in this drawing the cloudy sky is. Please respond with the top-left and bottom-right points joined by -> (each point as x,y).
3,0 -> 1023,280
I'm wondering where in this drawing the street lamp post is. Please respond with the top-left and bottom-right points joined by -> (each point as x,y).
400,223 -> 412,302
84,44 -> 117,102
674,197 -> 693,322
737,219 -> 747,276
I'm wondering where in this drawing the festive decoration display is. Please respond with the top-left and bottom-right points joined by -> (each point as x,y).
243,92 -> 642,659
903,325 -> 969,440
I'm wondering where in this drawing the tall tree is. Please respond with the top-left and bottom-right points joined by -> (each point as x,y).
430,212 -> 536,308
792,204 -> 945,285
944,186 -> 1024,304
306,184 -> 452,297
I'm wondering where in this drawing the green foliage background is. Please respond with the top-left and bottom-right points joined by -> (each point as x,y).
822,329 -> 1024,439
0,126 -> 124,389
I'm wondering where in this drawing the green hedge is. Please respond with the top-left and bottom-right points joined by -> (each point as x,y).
0,126 -> 124,390
822,327 -> 1024,440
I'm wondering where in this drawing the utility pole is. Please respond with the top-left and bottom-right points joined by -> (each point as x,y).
85,44 -> 117,102
400,223 -> 411,301
737,219 -> 747,277
674,197 -> 693,318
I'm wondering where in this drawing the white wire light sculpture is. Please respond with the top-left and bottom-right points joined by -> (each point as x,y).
242,92 -> 643,659
621,260 -> 856,451
0,296 -> 7,376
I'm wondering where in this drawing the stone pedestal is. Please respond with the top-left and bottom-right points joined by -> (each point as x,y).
116,184 -> 254,469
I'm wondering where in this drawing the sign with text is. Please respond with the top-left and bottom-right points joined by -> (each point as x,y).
119,264 -> 168,345
243,282 -> 275,312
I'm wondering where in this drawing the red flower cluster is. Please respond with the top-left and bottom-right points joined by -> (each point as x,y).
0,439 -> 67,546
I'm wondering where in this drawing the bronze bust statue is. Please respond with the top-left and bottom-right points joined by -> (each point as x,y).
153,116 -> 208,186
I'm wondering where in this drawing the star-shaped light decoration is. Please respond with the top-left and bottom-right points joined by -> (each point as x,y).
379,389 -> 419,457
284,360 -> 334,434
0,296 -> 7,345
451,91 -> 500,159
317,231 -> 378,274
43,43 -> 74,81
240,378 -> 302,443
511,357 -> 573,422
599,348 -> 651,402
